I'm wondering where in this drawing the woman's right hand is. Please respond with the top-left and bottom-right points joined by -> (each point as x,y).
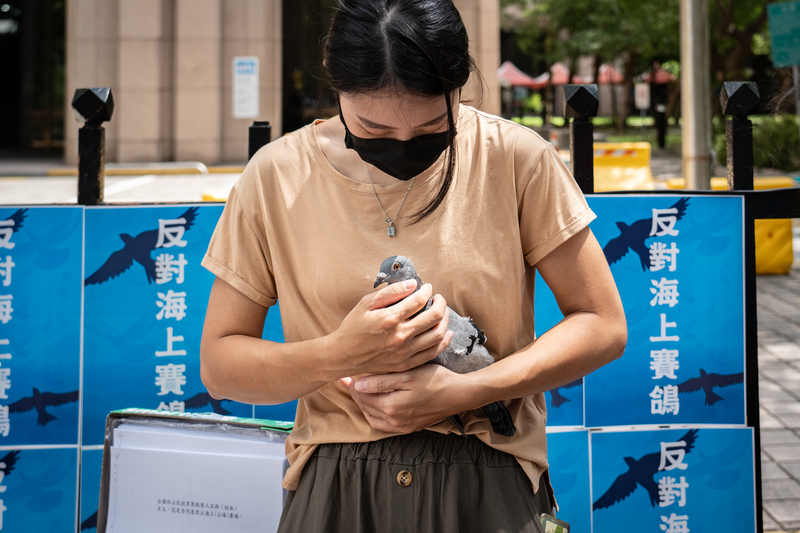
328,280 -> 453,378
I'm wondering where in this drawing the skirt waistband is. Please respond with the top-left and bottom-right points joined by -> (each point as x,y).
314,430 -> 520,469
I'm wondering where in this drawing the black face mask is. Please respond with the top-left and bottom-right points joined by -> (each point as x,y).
339,108 -> 455,181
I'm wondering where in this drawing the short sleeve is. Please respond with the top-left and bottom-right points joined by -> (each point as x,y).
201,186 -> 277,308
518,142 -> 596,266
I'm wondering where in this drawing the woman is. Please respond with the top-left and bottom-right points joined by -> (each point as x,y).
200,0 -> 626,531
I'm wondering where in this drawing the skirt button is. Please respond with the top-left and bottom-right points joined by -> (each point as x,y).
396,470 -> 412,487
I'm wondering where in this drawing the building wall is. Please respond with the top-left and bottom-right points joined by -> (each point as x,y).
65,0 -> 281,165
453,0 -> 501,116
65,0 -> 496,165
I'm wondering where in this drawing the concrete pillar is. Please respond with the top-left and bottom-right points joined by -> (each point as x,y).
453,0 -> 501,116
173,0 -> 223,163
116,0 -> 174,162
65,0 -> 120,165
679,0 -> 712,189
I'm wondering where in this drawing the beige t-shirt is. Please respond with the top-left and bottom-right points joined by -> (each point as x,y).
202,105 -> 595,491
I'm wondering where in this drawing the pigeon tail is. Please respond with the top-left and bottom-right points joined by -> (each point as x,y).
549,388 -> 570,408
705,390 -> 724,406
482,401 -> 516,437
37,410 -> 57,426
447,414 -> 467,438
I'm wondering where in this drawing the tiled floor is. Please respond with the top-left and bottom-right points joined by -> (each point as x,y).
758,268 -> 800,533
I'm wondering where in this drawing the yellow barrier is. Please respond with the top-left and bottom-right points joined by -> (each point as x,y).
202,190 -> 230,202
592,142 -> 655,192
666,177 -> 795,275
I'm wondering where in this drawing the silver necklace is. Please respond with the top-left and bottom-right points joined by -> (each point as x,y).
364,162 -> 415,237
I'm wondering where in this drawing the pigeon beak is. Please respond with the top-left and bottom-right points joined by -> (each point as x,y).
374,272 -> 388,288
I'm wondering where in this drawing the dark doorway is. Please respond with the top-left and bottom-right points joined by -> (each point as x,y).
0,0 -> 65,155
281,0 -> 337,134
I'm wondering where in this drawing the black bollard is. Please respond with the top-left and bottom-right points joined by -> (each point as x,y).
563,84 -> 599,194
248,121 -> 272,161
72,88 -> 114,205
720,82 -> 760,192
721,80 -> 763,533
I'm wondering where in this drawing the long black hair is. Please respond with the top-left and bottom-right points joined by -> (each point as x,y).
324,0 -> 475,223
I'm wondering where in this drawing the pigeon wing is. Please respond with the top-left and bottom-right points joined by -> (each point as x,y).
41,390 -> 79,408
0,450 -> 20,473
563,378 -> 582,389
680,429 -> 699,453
593,470 -> 638,510
5,209 -> 28,232
710,372 -> 744,389
671,197 -> 690,220
81,511 -> 98,531
184,392 -> 212,409
677,376 -> 703,393
85,248 -> 135,285
179,207 -> 199,231
603,234 -> 630,266
8,395 -> 36,414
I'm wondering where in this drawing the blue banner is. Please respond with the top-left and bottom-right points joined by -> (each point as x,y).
0,446 -> 78,532
536,195 -> 746,427
547,430 -> 591,532
0,207 -> 82,446
537,274 -> 584,427
591,428 -> 755,533
82,205 -> 252,445
80,448 -> 103,531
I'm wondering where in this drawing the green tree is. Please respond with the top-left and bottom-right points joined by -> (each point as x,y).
501,0 -> 680,130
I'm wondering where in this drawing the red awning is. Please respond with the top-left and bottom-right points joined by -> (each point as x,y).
550,62 -> 593,85
641,65 -> 677,84
497,61 -> 549,89
597,63 -> 623,84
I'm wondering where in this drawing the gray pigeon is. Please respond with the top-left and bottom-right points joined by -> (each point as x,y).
374,255 -> 516,437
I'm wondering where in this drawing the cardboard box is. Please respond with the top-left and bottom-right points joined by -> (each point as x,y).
97,408 -> 292,533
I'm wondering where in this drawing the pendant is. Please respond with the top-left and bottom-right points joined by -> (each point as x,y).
387,225 -> 395,237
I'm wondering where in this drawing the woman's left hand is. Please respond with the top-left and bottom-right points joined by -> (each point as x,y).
339,364 -> 467,434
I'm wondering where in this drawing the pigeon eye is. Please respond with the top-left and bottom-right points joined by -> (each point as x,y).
392,263 -> 400,271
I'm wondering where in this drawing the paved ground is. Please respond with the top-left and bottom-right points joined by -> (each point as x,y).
1,154 -> 800,531
757,269 -> 800,533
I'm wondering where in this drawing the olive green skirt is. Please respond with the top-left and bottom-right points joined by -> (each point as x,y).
277,430 -> 553,533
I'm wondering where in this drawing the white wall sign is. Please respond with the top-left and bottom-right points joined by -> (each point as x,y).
233,57 -> 260,119
634,83 -> 650,110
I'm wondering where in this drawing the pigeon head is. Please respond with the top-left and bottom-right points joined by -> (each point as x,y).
374,255 -> 421,289
120,233 -> 134,245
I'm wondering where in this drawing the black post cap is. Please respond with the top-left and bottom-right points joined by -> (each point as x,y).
563,84 -> 599,120
720,82 -> 760,118
72,88 -> 115,126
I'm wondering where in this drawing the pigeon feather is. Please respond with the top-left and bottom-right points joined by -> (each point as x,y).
374,255 -> 516,437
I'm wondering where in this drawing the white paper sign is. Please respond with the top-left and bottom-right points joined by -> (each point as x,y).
634,83 -> 650,110
233,57 -> 260,119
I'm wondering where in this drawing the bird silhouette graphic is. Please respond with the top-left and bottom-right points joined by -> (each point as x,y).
84,207 -> 199,285
0,450 -> 20,475
81,510 -> 98,531
602,197 -> 689,269
184,392 -> 233,415
9,388 -> 79,426
593,428 -> 699,510
678,369 -> 744,406
2,208 -> 28,232
548,378 -> 582,408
